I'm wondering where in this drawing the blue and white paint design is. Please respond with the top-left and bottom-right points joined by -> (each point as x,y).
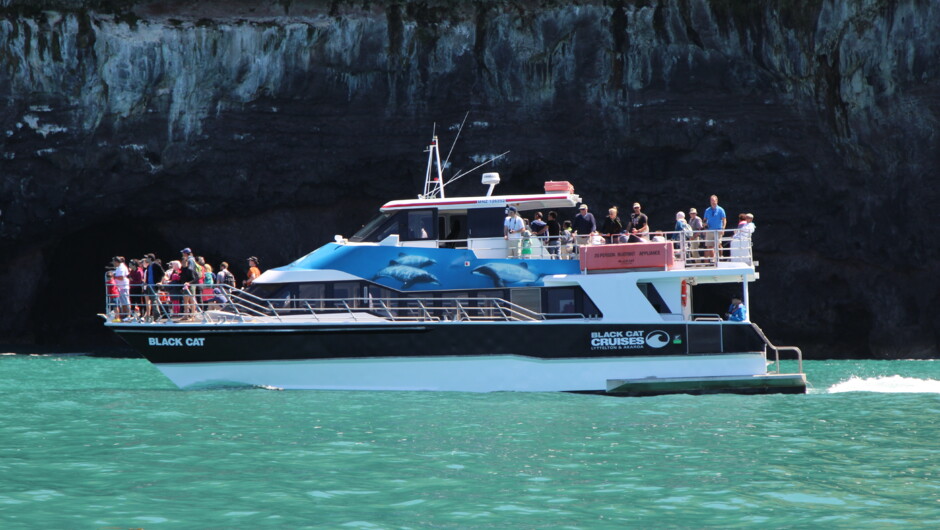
282,244 -> 580,291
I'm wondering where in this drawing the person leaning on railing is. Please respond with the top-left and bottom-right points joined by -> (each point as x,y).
730,213 -> 756,263
600,207 -> 626,244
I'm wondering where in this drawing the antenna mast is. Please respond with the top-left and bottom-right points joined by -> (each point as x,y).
422,134 -> 446,199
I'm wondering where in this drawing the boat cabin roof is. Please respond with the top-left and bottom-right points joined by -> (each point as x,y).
380,192 -> 581,213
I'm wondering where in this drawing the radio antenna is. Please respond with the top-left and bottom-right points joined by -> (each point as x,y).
442,111 -> 469,172
442,151 -> 509,188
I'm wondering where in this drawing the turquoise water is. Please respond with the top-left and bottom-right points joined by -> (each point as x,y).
1,356 -> 939,528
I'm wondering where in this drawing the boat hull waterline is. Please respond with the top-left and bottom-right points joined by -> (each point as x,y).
113,321 -> 790,392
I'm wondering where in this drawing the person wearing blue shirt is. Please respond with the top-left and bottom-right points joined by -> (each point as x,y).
703,194 -> 726,258
726,296 -> 747,321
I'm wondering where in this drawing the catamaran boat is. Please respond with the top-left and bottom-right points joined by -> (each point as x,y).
103,132 -> 806,395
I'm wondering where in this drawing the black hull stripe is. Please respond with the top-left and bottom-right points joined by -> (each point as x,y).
114,322 -> 767,364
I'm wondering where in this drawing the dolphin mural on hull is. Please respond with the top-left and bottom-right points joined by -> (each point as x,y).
373,265 -> 441,289
390,253 -> 436,268
472,262 -> 541,287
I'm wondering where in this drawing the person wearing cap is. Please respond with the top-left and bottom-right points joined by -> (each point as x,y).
245,257 -> 262,287
703,195 -> 726,259
503,206 -> 525,258
572,204 -> 596,248
687,207 -> 704,260
725,295 -> 747,322
629,202 -> 649,236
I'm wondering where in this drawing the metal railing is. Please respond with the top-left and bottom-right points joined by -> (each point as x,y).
103,282 -> 582,324
750,322 -> 804,374
420,228 -> 753,266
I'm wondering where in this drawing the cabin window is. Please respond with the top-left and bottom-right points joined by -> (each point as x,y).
637,282 -> 671,314
467,207 -> 507,238
543,286 -> 601,318
350,213 -> 394,242
511,288 -> 542,314
331,282 -> 360,308
546,287 -> 577,315
404,210 -> 436,241
348,209 -> 437,242
298,283 -> 326,309
440,214 -> 467,247
583,294 -> 601,318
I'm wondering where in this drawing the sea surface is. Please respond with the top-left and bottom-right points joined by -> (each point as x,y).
1,356 -> 939,528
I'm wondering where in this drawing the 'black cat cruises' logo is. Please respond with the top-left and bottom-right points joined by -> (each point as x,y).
590,330 -> 672,350
644,330 -> 670,348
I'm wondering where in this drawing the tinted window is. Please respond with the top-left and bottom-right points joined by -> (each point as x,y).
350,213 -> 393,242
546,287 -> 577,314
467,208 -> 507,238
404,210 -> 436,241
331,282 -> 360,308
637,282 -> 670,314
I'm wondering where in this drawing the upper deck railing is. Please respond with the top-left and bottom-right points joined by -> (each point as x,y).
424,227 -> 753,267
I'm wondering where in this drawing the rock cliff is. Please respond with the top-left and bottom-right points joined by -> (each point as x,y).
1,0 -> 938,357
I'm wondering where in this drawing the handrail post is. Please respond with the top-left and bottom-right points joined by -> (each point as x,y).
341,300 -> 357,321
416,300 -> 433,320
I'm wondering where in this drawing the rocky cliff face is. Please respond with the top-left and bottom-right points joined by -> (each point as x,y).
1,0 -> 938,357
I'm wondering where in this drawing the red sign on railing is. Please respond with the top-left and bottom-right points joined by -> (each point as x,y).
579,242 -> 675,271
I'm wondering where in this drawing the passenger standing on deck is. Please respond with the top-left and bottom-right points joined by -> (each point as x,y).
105,271 -> 118,319
245,257 -> 262,287
142,254 -> 165,321
201,263 -> 215,307
530,212 -> 548,253
725,296 -> 747,322
600,207 -> 625,244
503,206 -> 524,258
545,211 -> 561,258
730,213 -> 756,262
127,259 -> 144,317
703,195 -> 726,259
111,256 -> 130,320
180,248 -> 199,317
573,204 -> 596,248
560,220 -> 574,259
672,211 -> 693,260
688,208 -> 704,259
629,203 -> 649,236
216,262 -> 236,289
165,260 -> 184,315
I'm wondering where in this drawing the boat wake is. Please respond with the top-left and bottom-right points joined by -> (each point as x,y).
827,375 -> 940,394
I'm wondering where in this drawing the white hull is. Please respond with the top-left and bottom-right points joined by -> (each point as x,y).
155,353 -> 768,392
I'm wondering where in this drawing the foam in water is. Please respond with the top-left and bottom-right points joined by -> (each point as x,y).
828,375 -> 940,393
